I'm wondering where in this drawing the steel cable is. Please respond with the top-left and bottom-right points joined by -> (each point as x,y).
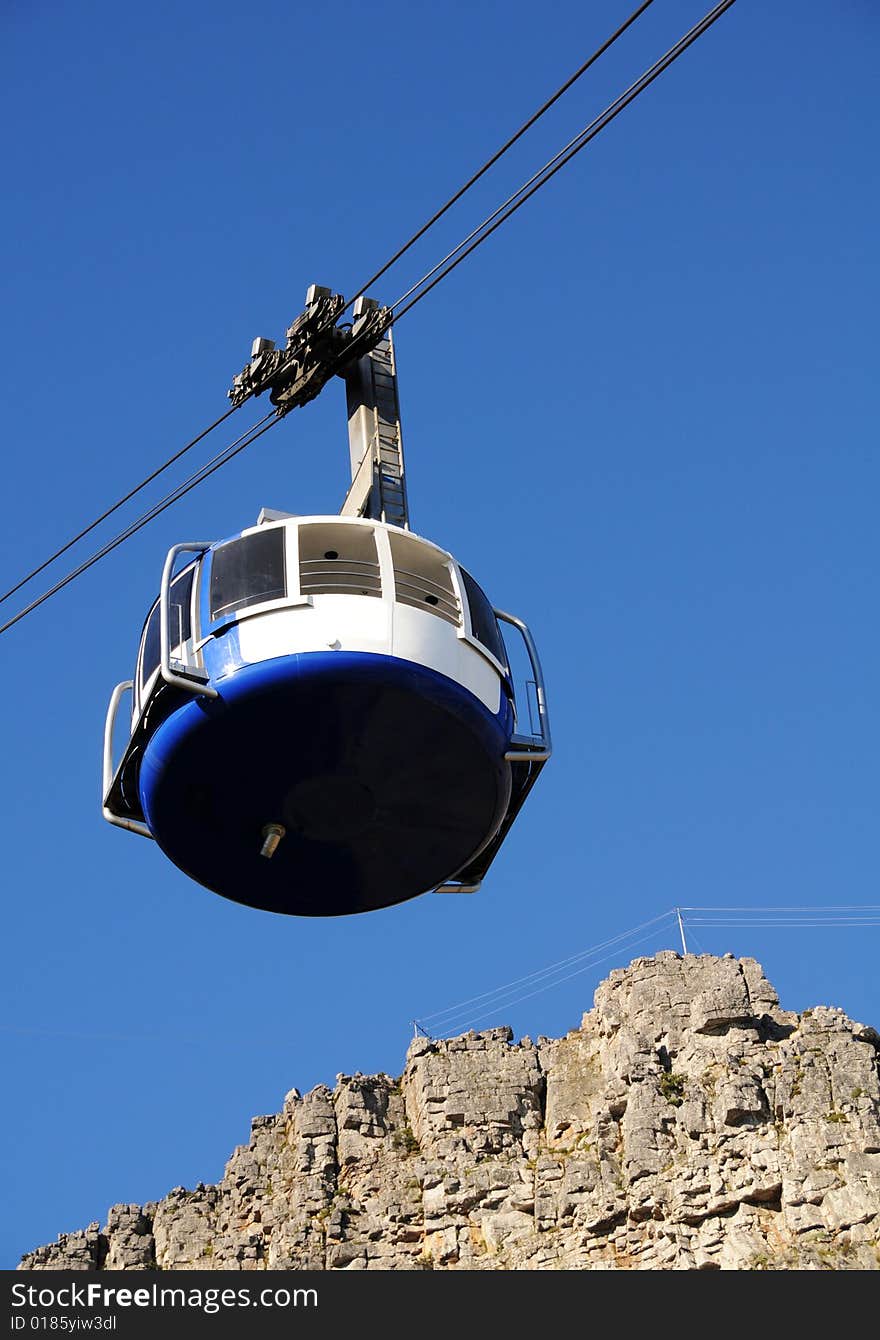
0,2 -> 737,638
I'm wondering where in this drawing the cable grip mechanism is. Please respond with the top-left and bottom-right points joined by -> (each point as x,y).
228,286 -> 392,418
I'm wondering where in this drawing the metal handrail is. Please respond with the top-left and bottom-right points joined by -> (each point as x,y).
102,681 -> 153,839
160,542 -> 218,699
495,608 -> 552,762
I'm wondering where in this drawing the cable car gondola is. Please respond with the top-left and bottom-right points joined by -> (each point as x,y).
102,289 -> 550,916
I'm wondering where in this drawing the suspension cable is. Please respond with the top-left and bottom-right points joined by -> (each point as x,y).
0,1 -> 737,639
345,0 -> 657,311
0,413 -> 278,638
414,898 -> 880,1037
0,403 -> 243,610
393,0 -> 737,319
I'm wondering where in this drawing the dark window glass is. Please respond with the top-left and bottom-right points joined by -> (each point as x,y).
139,566 -> 195,689
169,566 -> 194,647
210,528 -> 286,621
460,568 -> 506,665
140,601 -> 160,690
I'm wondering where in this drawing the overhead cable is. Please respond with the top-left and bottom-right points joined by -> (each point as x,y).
446,923 -> 676,1036
345,0 -> 657,310
680,904 -> 880,912
0,2 -> 736,638
1,6 -> 655,616
414,897 -> 879,1037
0,403 -> 242,610
685,918 -> 880,927
393,0 -> 738,319
417,909 -> 676,1030
0,413 -> 278,638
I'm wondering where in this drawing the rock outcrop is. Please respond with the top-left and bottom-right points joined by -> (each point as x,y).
20,952 -> 880,1270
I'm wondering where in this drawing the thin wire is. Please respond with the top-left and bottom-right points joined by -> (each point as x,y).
0,2 -> 735,638
0,304 -> 387,637
1,2 -> 656,615
0,306 -> 396,638
680,904 -> 880,911
418,909 -> 676,1025
0,402 -> 242,609
345,0 -> 657,312
393,0 -> 737,320
685,919 -> 880,927
419,908 -> 675,1025
434,926 -> 674,1036
418,915 -> 676,1033
420,897 -> 878,1037
438,922 -> 674,1037
0,413 -> 277,638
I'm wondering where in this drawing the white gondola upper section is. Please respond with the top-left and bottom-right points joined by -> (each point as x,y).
133,514 -> 512,723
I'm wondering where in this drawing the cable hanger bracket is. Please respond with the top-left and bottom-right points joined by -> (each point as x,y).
227,285 -> 392,418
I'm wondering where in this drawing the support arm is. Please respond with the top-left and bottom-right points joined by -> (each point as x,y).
340,300 -> 409,529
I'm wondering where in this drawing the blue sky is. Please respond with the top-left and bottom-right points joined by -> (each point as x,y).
1,0 -> 878,1267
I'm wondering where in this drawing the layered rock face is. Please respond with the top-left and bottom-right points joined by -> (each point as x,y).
21,953 -> 880,1270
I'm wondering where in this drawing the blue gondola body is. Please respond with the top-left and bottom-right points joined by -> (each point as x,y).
103,514 -> 550,916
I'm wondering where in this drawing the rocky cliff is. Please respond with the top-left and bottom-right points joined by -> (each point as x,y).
20,952 -> 880,1270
